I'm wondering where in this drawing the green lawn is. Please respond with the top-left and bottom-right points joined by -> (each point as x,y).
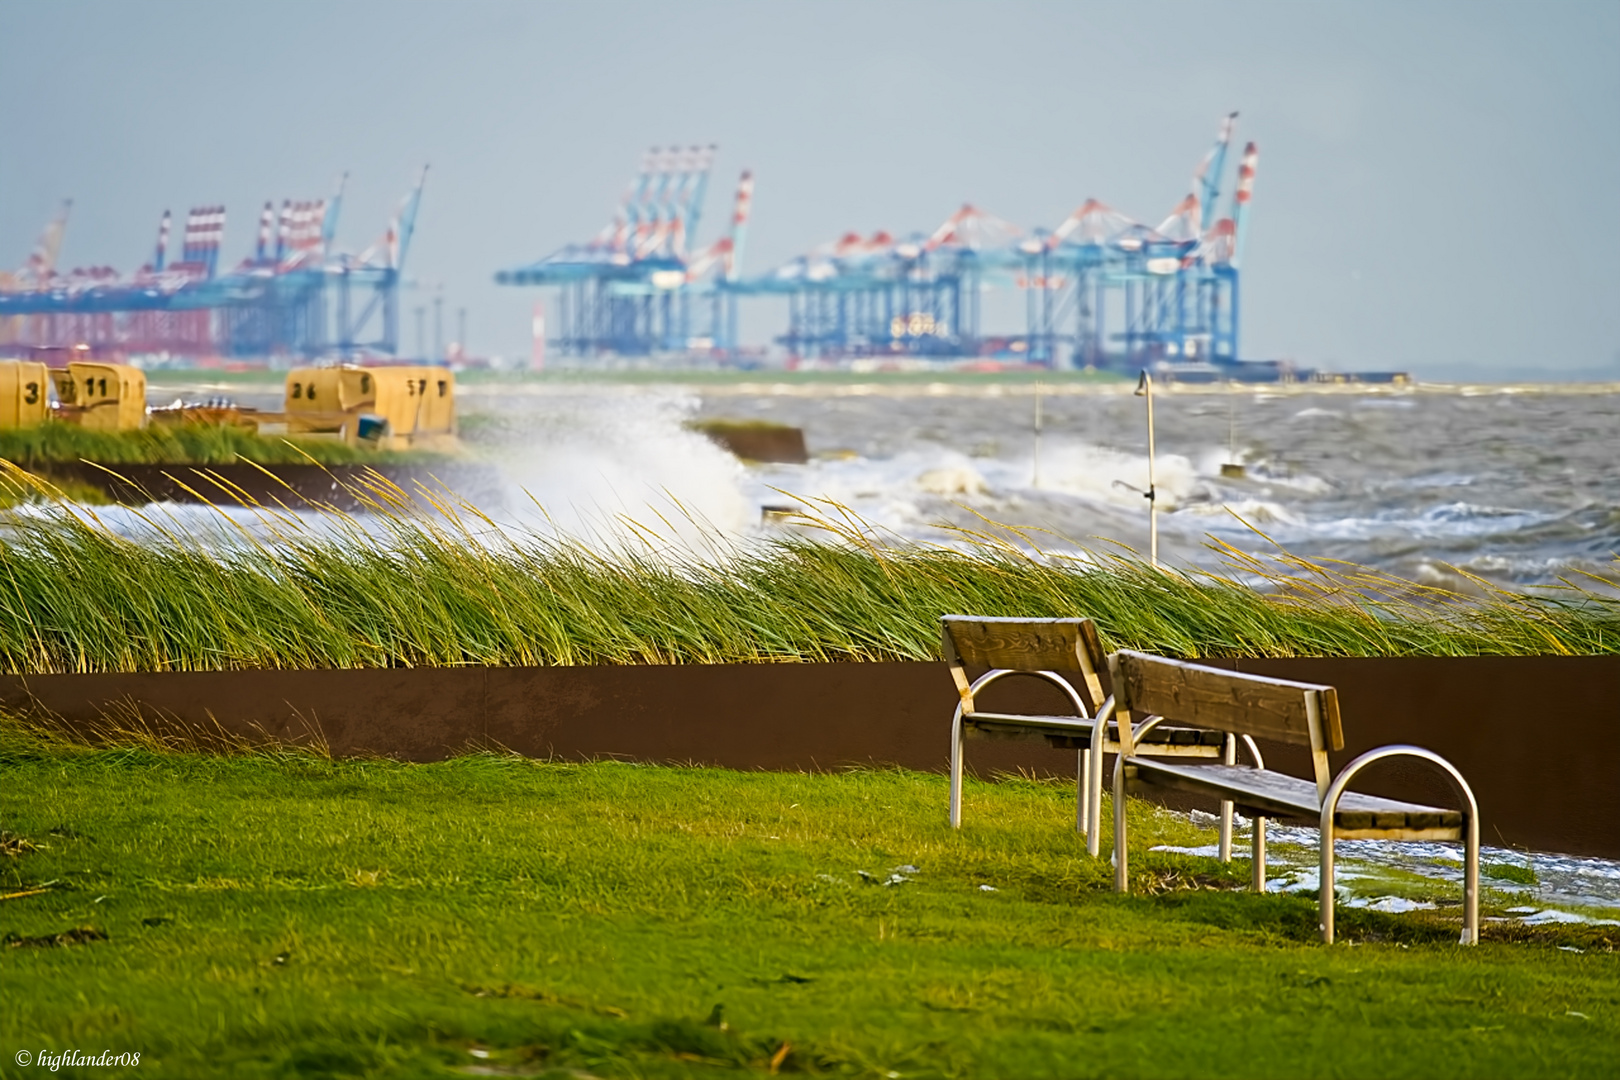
2,730 -> 1615,1079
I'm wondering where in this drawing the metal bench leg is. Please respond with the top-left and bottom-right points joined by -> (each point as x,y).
1320,825 -> 1337,944
1087,740 -> 1105,857
1463,808 -> 1480,946
1218,734 -> 1236,862
1076,748 -> 1090,834
1112,755 -> 1129,893
1085,718 -> 1108,857
949,708 -> 966,829
1252,816 -> 1266,892
1320,745 -> 1481,946
1090,748 -> 1106,857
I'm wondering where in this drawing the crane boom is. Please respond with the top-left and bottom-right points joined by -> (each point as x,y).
1231,142 -> 1258,267
1192,112 -> 1238,233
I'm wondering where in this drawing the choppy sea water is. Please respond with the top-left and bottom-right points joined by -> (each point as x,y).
130,376 -> 1620,591
425,378 -> 1618,595
1156,810 -> 1620,930
696,380 -> 1619,593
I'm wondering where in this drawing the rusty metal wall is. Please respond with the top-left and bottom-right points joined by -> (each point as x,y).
29,462 -> 504,511
2,656 -> 1615,858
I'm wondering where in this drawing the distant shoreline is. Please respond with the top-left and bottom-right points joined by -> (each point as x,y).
143,366 -> 1620,397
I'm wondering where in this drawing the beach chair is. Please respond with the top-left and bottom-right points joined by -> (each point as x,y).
942,616 -> 1229,850
1107,649 -> 1481,944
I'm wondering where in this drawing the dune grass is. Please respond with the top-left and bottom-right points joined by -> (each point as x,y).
1,725 -> 1614,1079
0,421 -> 447,469
0,466 -> 1614,675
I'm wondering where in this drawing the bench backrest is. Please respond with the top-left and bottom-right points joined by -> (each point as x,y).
1109,650 -> 1343,796
940,616 -> 1106,713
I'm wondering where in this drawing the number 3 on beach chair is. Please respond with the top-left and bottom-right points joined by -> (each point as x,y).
1107,650 -> 1481,945
941,616 -> 1230,852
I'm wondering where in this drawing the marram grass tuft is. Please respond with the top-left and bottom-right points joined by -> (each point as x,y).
0,462 -> 1613,675
0,419 -> 452,468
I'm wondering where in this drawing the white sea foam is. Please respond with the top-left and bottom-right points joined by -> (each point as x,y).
485,389 -> 754,550
1177,498 -> 1304,528
1295,502 -> 1559,544
1157,816 -> 1620,924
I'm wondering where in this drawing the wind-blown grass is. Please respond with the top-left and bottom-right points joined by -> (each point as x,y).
0,464 -> 1614,675
0,421 -> 449,467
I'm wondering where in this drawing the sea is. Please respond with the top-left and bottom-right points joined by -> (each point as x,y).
129,374 -> 1620,594
417,376 -> 1619,596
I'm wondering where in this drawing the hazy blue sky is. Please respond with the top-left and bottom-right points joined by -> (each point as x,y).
3,1 -> 1617,375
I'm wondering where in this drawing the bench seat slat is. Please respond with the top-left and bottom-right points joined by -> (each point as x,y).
966,714 -> 1223,747
965,712 -> 1091,731
1125,760 -> 1463,831
964,713 -> 1093,741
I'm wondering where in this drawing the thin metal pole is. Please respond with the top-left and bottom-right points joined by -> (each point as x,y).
1032,380 -> 1043,488
433,294 -> 443,362
1229,395 -> 1236,463
1135,370 -> 1158,566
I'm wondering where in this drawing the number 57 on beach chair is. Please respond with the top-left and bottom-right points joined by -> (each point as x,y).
942,616 -> 1233,853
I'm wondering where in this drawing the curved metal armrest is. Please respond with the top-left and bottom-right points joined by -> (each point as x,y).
1320,744 -> 1479,831
1239,734 -> 1265,770
1086,696 -> 1116,757
1319,744 -> 1480,946
1110,716 -> 1261,767
1120,711 -> 1165,752
952,667 -> 1095,834
961,667 -> 1091,722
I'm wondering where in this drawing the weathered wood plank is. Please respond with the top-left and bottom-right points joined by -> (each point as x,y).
941,616 -> 1095,673
1126,760 -> 1463,830
969,714 -> 1223,746
965,711 -> 1092,729
1319,686 -> 1345,753
964,712 -> 1095,741
1124,762 -> 1317,819
1335,826 -> 1463,842
1076,619 -> 1107,705
1115,650 -> 1340,749
1046,735 -> 1223,756
1143,727 -> 1225,747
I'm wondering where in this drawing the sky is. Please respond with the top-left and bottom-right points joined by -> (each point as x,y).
2,0 -> 1618,377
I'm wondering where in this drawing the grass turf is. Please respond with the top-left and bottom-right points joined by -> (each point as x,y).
1,731 -> 1615,1079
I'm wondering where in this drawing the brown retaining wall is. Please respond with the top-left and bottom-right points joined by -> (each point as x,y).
32,462 -> 505,511
2,656 -> 1615,858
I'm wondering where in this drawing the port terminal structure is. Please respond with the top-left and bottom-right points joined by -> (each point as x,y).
0,170 -> 427,363
497,115 -> 1264,373
496,145 -> 754,357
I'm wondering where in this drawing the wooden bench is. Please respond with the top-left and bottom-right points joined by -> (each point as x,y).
1107,649 -> 1481,944
942,616 -> 1230,851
